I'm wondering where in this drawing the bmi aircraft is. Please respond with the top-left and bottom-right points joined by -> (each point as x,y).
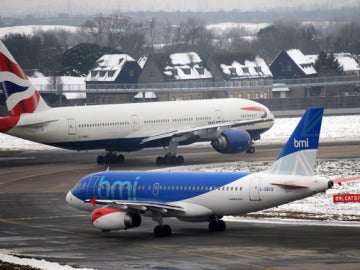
0,40 -> 274,164
66,108 -> 335,237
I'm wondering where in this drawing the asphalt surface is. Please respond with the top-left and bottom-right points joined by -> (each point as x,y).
0,143 -> 360,270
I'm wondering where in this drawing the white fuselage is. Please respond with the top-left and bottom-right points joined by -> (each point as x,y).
7,98 -> 273,151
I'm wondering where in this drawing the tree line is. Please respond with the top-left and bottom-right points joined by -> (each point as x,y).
2,15 -> 360,77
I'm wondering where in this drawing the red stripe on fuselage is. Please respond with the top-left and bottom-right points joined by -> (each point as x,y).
0,52 -> 28,80
242,106 -> 265,112
0,115 -> 20,132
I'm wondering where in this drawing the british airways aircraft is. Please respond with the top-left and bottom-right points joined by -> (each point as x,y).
0,40 -> 274,165
66,107 -> 334,237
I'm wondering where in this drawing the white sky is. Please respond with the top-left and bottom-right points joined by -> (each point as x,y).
1,0 -> 358,16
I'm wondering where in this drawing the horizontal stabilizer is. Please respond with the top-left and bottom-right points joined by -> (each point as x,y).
271,181 -> 309,189
333,176 -> 360,185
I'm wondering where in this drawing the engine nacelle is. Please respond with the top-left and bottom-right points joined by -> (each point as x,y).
211,129 -> 251,154
91,208 -> 141,231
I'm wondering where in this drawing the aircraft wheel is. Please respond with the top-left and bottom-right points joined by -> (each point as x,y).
163,225 -> 172,236
154,225 -> 172,237
246,146 -> 255,154
97,155 -> 104,164
209,220 -> 219,232
218,220 -> 226,231
156,156 -> 163,165
176,155 -> 184,164
116,154 -> 125,163
209,220 -> 226,232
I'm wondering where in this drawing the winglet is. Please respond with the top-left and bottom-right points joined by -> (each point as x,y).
266,108 -> 324,176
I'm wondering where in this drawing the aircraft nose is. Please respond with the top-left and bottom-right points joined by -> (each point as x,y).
66,190 -> 75,206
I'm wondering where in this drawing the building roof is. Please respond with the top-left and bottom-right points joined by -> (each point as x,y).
219,55 -> 272,79
85,54 -> 136,82
163,52 -> 213,80
286,49 -> 317,76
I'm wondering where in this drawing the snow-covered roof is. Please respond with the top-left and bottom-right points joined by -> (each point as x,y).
220,56 -> 272,79
163,52 -> 213,80
334,53 -> 360,72
134,91 -> 157,99
85,54 -> 136,82
286,49 -> 317,76
137,55 -> 148,69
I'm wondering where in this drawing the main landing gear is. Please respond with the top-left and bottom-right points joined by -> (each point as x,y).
208,218 -> 226,232
152,215 -> 227,237
156,136 -> 187,165
156,154 -> 184,165
246,144 -> 255,154
153,214 -> 172,237
96,151 -> 125,165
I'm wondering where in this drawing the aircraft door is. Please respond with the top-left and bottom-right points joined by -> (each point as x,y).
131,115 -> 140,131
67,118 -> 76,135
153,182 -> 159,196
215,110 -> 224,123
249,176 -> 261,201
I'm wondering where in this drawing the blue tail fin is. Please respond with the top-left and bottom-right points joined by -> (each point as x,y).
266,108 -> 324,176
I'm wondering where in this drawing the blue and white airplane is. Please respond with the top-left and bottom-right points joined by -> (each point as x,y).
66,107 -> 334,237
0,40 -> 274,165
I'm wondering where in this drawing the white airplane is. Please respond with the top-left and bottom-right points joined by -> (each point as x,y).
0,40 -> 274,165
66,107 -> 334,237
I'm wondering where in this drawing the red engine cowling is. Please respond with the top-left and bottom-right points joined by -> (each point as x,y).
91,208 -> 141,231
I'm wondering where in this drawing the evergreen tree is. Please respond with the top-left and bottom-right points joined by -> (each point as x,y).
314,51 -> 343,76
61,43 -> 121,76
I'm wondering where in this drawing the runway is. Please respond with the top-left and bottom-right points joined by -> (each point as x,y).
0,143 -> 360,269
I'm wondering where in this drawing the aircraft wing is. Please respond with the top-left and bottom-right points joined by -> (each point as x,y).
86,198 -> 185,214
140,117 -> 273,144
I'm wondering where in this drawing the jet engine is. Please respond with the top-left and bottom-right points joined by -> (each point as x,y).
211,129 -> 251,154
91,208 -> 141,231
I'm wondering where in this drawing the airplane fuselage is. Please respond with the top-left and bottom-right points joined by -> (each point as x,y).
67,170 -> 330,217
7,98 -> 273,152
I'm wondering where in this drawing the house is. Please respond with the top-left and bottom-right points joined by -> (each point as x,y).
85,54 -> 142,104
270,49 -> 319,97
270,49 -> 317,79
137,52 -> 214,101
206,52 -> 273,100
270,49 -> 360,98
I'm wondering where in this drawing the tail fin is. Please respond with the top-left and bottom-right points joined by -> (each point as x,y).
266,108 -> 324,176
0,40 -> 49,116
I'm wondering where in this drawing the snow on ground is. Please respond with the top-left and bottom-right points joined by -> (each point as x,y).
0,25 -> 79,38
0,250 -> 95,270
